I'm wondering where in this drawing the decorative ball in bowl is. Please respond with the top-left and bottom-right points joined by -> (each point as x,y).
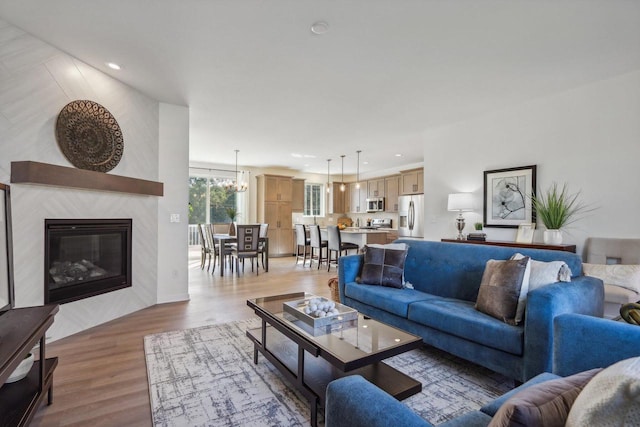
6,353 -> 35,383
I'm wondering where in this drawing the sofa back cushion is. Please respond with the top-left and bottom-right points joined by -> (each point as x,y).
396,240 -> 583,302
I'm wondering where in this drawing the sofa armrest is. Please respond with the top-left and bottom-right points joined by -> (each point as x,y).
523,275 -> 604,380
553,313 -> 640,376
325,375 -> 430,427
337,254 -> 363,302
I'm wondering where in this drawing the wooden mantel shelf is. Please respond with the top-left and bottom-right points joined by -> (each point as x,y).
11,161 -> 163,196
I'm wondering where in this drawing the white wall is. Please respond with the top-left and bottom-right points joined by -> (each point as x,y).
158,103 -> 190,303
423,69 -> 640,255
0,18 -> 176,340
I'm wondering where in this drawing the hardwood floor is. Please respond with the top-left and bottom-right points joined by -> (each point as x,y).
32,250 -> 335,427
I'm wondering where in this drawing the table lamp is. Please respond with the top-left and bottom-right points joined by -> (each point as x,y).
447,193 -> 475,240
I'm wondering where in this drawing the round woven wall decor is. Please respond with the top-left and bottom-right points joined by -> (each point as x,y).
55,100 -> 124,172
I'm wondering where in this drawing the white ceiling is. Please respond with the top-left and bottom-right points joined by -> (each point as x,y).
1,0 -> 639,175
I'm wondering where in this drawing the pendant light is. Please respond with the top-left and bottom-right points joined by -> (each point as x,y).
340,155 -> 346,192
326,159 -> 332,193
355,150 -> 361,189
225,149 -> 247,192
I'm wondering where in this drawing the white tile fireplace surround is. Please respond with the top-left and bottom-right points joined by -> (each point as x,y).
11,185 -> 159,341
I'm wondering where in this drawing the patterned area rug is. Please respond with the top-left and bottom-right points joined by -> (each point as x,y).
144,319 -> 513,426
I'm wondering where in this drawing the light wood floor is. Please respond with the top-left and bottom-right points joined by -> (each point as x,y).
32,250 -> 334,427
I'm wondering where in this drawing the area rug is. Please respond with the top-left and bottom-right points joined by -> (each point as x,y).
144,319 -> 513,426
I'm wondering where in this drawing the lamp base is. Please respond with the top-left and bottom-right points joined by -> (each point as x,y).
455,215 -> 465,240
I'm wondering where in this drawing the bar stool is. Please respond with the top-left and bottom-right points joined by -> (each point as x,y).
295,224 -> 310,266
327,225 -> 359,271
309,225 -> 328,270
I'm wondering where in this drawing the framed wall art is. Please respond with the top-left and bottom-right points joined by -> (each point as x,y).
483,165 -> 536,228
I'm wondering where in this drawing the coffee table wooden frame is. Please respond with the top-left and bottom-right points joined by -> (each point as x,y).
247,293 -> 422,426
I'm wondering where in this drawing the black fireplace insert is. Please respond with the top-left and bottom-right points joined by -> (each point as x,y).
45,219 -> 132,304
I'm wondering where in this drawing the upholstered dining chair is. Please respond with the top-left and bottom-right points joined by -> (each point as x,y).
231,224 -> 261,276
295,224 -> 310,267
309,224 -> 328,270
327,225 -> 359,272
258,223 -> 269,270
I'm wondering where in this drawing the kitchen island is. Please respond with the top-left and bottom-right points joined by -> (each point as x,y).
321,227 -> 390,248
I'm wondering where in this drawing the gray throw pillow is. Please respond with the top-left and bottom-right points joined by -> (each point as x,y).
475,257 -> 530,325
357,246 -> 407,289
489,368 -> 602,427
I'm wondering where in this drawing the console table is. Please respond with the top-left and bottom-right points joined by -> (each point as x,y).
441,238 -> 576,253
0,305 -> 59,426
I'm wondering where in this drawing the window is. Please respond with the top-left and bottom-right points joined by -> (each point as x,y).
188,175 -> 241,224
304,183 -> 324,217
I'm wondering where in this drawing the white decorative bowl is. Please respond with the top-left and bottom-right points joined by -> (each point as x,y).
6,353 -> 34,383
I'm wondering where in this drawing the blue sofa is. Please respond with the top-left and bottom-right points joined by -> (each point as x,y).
326,313 -> 640,427
337,240 -> 604,382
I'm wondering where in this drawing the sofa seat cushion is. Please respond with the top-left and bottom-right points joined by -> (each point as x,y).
344,282 -> 436,318
408,298 -> 524,355
604,283 -> 639,305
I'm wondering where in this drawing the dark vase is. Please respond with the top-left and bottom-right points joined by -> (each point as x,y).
229,222 -> 236,236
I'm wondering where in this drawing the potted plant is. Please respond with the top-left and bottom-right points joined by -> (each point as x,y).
531,182 -> 591,244
225,207 -> 239,236
474,222 -> 483,231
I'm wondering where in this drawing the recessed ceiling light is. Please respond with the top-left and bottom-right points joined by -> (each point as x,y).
310,21 -> 329,35
363,161 -> 369,165
395,154 -> 402,157
106,62 -> 121,70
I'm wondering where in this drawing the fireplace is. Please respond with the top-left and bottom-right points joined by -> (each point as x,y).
45,219 -> 132,304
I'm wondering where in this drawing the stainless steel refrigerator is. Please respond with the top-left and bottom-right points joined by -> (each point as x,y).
398,194 -> 424,238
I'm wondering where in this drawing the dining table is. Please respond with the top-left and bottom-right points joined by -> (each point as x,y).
213,234 -> 269,276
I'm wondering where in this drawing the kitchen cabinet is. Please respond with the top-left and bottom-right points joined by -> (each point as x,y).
386,230 -> 399,244
265,175 -> 292,202
400,168 -> 424,195
367,178 -> 385,198
349,182 -> 367,214
257,175 -> 293,256
331,182 -> 349,214
292,179 -> 304,212
384,176 -> 400,212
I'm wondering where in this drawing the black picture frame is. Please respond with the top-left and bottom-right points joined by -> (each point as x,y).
483,165 -> 536,228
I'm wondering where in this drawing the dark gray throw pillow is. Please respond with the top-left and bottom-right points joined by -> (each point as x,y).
488,368 -> 602,427
475,257 -> 530,325
358,246 -> 407,288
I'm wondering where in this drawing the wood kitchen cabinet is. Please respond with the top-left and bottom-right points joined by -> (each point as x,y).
349,182 -> 367,214
367,178 -> 385,198
400,168 -> 424,195
384,175 -> 400,212
331,182 -> 349,214
265,175 -> 292,202
257,174 -> 293,256
292,179 -> 304,212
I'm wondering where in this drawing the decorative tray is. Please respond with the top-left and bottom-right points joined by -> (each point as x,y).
283,295 -> 357,329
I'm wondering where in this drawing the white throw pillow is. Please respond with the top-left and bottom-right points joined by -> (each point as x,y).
511,253 -> 572,291
566,357 -> 640,427
582,263 -> 640,294
514,258 -> 531,325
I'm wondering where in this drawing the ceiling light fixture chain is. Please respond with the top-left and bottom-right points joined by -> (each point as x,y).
326,159 -> 332,193
340,155 -> 346,192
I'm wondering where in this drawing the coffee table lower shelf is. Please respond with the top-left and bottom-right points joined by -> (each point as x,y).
247,325 -> 421,426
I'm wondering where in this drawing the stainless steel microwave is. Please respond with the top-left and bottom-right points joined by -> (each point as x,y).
366,198 -> 385,212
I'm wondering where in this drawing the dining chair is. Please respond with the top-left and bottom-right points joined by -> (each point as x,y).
327,225 -> 359,271
197,224 -> 211,270
258,223 -> 269,270
203,223 -> 219,273
231,224 -> 261,276
295,224 -> 310,267
309,224 -> 328,270
213,223 -> 231,234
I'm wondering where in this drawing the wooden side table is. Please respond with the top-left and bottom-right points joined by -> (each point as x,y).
441,238 -> 577,253
0,305 -> 59,426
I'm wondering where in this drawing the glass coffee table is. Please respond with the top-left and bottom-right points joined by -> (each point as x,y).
247,292 -> 423,426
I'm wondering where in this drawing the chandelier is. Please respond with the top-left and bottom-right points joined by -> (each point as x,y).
223,149 -> 248,193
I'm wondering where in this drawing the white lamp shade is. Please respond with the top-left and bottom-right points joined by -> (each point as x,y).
447,193 -> 475,212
